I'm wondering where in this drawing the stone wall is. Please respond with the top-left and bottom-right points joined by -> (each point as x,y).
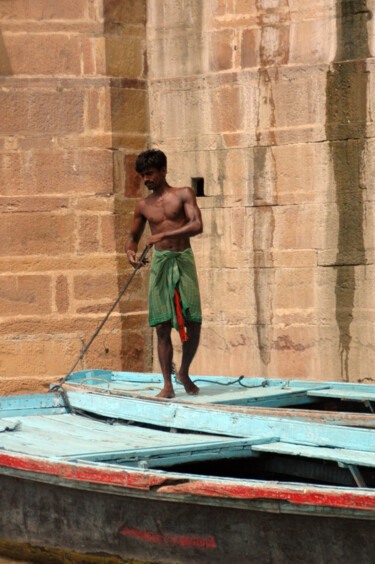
2,0 -> 375,392
148,0 -> 375,383
0,0 -> 151,394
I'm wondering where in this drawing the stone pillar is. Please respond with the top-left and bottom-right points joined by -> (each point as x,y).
0,0 -> 151,394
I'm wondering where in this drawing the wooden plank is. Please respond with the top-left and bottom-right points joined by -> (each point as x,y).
64,388 -> 375,453
209,386 -> 326,407
68,437 -> 277,468
214,406 -> 375,428
67,370 -> 375,395
308,389 -> 375,402
0,412 -> 255,460
0,392 -> 67,418
252,442 -> 375,468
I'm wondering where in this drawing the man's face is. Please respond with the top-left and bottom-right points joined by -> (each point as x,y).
139,167 -> 166,190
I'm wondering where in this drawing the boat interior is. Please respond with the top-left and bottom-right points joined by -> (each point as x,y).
1,370 -> 375,490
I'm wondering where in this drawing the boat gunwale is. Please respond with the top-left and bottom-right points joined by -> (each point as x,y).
1,446 -> 375,516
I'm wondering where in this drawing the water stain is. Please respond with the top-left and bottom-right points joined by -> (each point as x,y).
325,0 -> 371,380
253,2 -> 291,367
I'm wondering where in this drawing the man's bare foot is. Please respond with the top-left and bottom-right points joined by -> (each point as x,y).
156,387 -> 175,399
176,373 -> 200,395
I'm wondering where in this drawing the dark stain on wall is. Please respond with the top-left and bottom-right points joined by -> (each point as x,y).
253,0 -> 291,367
325,0 -> 371,379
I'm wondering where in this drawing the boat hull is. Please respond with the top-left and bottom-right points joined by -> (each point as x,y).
1,472 -> 374,564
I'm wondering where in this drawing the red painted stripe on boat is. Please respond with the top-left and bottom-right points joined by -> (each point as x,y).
157,481 -> 375,511
1,451 -> 375,512
0,452 -> 165,489
120,526 -> 216,548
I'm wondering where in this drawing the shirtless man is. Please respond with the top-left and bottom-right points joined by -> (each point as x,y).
125,149 -> 203,398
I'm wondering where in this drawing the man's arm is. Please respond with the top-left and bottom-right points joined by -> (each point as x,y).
147,187 -> 203,246
125,201 -> 147,267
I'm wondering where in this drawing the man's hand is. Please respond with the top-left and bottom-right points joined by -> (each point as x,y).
126,249 -> 140,268
146,233 -> 164,246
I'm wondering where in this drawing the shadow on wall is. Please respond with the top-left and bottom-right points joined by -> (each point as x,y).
0,30 -> 11,75
326,0 -> 371,381
101,0 -> 152,373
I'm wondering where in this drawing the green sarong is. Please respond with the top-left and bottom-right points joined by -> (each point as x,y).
148,248 -> 202,329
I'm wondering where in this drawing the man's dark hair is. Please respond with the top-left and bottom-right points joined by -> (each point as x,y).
135,149 -> 167,173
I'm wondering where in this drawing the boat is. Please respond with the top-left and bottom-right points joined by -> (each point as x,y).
1,371 -> 375,563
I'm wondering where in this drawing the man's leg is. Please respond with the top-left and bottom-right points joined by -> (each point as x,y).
177,321 -> 201,395
155,321 -> 175,398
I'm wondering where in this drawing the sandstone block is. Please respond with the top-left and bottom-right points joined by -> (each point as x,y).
191,324 -> 257,377
241,28 -> 260,68
0,89 -> 85,135
0,0 -> 88,20
82,37 -> 106,75
0,336 -> 81,377
78,215 -> 99,253
235,0 -> 257,15
0,150 -> 114,195
0,196 -> 69,213
0,214 -> 75,256
255,65 -> 327,146
0,275 -> 52,316
274,268 -> 315,310
212,85 -> 243,133
85,326 -> 152,373
74,273 -> 119,301
269,142 -> 332,205
86,89 -> 100,130
110,88 -> 147,134
124,153 -> 142,197
101,213 -> 135,253
0,377 -> 53,395
200,266 -> 255,323
104,0 -> 146,26
270,325 -> 318,380
273,204 -> 321,250
208,29 -> 234,72
106,36 -> 144,78
1,33 -> 81,75
55,275 -> 69,314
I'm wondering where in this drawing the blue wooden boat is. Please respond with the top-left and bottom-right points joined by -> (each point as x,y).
1,372 -> 375,563
64,369 -> 375,427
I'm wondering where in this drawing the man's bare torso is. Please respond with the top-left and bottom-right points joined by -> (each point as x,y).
139,187 -> 192,252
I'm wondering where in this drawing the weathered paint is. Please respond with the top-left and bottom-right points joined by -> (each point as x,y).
1,386 -> 375,562
2,473 -> 375,563
1,450 -> 375,515
64,388 -> 375,452
119,527 -> 216,549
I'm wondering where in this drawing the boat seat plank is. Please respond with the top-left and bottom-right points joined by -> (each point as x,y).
252,442 -> 375,468
209,386 -> 326,406
307,389 -> 375,403
0,413 -> 244,459
69,436 -> 278,468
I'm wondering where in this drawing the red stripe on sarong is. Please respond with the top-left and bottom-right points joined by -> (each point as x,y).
174,289 -> 188,342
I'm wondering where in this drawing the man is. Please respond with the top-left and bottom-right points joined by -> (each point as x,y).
125,149 -> 203,398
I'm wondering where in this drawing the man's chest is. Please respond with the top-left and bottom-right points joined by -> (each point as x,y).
144,199 -> 184,225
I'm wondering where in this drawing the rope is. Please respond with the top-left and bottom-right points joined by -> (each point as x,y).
186,376 -> 268,389
51,245 -> 151,394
